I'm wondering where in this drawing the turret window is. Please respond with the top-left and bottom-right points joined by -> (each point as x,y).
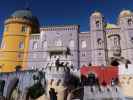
128,18 -> 132,25
21,25 -> 28,33
96,20 -> 100,28
19,41 -> 24,49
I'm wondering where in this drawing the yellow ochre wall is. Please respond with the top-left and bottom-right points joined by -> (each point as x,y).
0,18 -> 34,72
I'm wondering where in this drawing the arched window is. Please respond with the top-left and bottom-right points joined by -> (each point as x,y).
32,41 -> 38,49
55,39 -> 62,46
21,25 -> 28,33
81,40 -> 87,48
69,40 -> 74,48
96,20 -> 100,28
42,41 -> 47,48
19,41 -> 24,49
128,18 -> 132,25
81,52 -> 86,57
97,38 -> 102,47
114,37 -> 118,46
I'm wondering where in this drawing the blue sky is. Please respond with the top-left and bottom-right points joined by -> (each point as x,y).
0,0 -> 133,37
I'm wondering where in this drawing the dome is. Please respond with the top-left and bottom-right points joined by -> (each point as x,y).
9,9 -> 39,26
11,9 -> 33,18
119,10 -> 132,17
106,24 -> 119,29
91,11 -> 102,17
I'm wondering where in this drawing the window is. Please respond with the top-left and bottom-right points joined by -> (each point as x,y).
19,41 -> 24,49
114,37 -> 118,46
81,40 -> 87,48
96,20 -> 100,28
69,40 -> 74,48
32,41 -> 38,49
128,18 -> 132,25
42,41 -> 47,48
81,52 -> 86,57
97,38 -> 102,47
55,39 -> 62,46
21,25 -> 28,33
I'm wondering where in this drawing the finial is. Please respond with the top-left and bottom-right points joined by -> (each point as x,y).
25,0 -> 32,10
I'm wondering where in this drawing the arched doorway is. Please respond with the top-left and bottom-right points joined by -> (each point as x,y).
87,73 -> 98,86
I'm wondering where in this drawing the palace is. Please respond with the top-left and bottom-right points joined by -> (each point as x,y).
0,9 -> 133,71
0,9 -> 133,99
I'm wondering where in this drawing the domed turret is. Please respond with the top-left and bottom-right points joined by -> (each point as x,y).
91,11 -> 102,17
5,9 -> 40,33
119,10 -> 132,17
0,9 -> 40,72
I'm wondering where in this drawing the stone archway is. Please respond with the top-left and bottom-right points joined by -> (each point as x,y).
87,73 -> 98,86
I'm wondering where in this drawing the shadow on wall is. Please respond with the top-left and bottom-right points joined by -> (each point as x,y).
6,77 -> 19,100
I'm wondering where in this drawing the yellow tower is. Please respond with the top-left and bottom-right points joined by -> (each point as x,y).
0,9 -> 39,72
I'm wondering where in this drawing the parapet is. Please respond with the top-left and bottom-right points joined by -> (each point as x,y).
40,24 -> 79,32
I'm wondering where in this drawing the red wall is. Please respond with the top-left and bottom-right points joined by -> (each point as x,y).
80,65 -> 118,85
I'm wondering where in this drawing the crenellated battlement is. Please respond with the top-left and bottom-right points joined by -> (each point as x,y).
40,24 -> 79,32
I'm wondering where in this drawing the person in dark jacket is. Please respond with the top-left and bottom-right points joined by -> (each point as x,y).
49,88 -> 57,100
